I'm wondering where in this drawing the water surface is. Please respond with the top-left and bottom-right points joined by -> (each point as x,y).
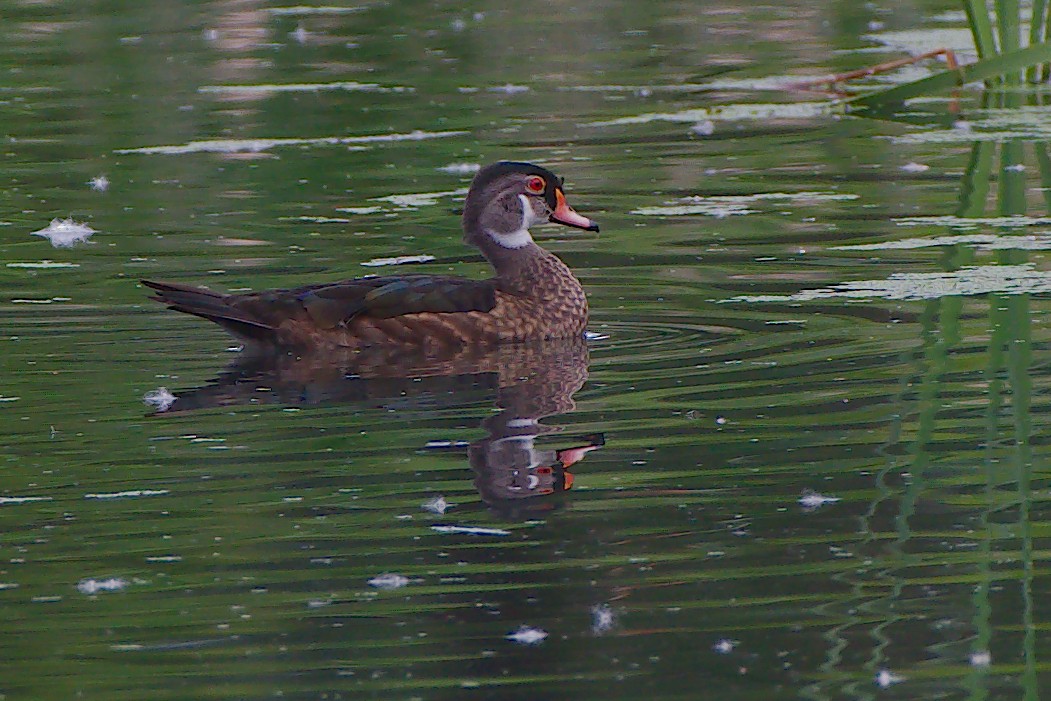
2,2 -> 1050,699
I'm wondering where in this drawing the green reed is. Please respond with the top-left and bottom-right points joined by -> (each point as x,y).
852,1 -> 1051,112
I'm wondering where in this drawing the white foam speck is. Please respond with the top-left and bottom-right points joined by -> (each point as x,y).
6,261 -> 80,269
367,573 -> 410,590
143,387 -> 177,412
373,188 -> 468,208
432,525 -> 511,536
713,639 -> 737,654
799,489 -> 840,510
85,489 -> 169,500
591,604 -> 616,634
0,496 -> 52,505
89,175 -> 110,191
969,650 -> 992,667
690,120 -> 716,136
360,254 -> 436,267
289,24 -> 309,44
424,439 -> 470,448
488,83 -> 530,94
31,218 -> 96,247
77,577 -> 128,594
900,162 -> 929,172
421,495 -> 450,514
506,625 -> 547,644
875,669 -> 904,688
335,206 -> 383,215
438,162 -> 481,175
287,216 -> 351,224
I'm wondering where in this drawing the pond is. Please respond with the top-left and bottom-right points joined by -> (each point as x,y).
2,1 -> 1050,699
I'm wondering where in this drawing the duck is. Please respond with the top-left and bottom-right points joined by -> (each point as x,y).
142,161 -> 599,350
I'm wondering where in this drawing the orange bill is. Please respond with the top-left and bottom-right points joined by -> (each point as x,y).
549,188 -> 599,232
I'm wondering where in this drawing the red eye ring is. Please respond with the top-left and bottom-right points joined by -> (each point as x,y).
526,176 -> 545,193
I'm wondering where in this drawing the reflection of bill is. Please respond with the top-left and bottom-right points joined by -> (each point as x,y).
146,336 -> 601,519
471,430 -> 604,503
465,338 -> 600,518
421,337 -> 603,518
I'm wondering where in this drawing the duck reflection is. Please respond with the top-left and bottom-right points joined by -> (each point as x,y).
150,338 -> 601,518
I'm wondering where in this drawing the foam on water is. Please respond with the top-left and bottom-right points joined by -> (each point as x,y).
360,255 -> 437,267
116,129 -> 467,155
634,191 -> 859,217
198,81 -> 412,95
727,264 -> 1051,303
589,101 -> 836,127
835,233 -> 1051,251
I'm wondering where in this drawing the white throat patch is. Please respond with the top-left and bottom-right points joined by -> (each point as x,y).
488,194 -> 538,249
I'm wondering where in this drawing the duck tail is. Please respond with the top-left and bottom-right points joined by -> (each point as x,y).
141,279 -> 275,340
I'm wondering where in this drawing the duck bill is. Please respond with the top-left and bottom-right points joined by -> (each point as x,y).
556,444 -> 601,468
550,188 -> 599,232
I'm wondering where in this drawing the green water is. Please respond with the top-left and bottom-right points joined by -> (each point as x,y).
3,1 -> 1051,699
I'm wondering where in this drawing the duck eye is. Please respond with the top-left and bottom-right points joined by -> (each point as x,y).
526,176 -> 545,194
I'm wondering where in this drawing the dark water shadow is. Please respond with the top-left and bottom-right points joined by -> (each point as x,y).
150,338 -> 603,521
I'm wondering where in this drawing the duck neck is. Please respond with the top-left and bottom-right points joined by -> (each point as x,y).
481,237 -> 542,289
464,201 -> 580,298
489,240 -> 580,299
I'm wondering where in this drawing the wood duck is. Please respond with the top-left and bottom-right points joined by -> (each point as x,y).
142,161 -> 599,350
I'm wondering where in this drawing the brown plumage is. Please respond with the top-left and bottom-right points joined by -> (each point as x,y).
142,161 -> 598,350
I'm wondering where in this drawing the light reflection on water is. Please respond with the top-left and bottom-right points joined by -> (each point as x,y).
3,1 -> 1051,700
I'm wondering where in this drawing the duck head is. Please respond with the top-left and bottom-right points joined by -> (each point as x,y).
462,161 -> 599,254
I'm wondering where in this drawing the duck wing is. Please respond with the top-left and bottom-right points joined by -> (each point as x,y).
143,275 -> 498,335
294,276 -> 498,328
